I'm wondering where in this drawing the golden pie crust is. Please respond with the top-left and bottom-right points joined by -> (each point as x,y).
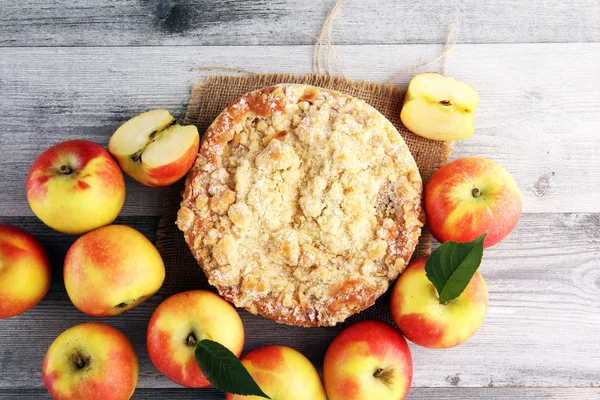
177,84 -> 423,327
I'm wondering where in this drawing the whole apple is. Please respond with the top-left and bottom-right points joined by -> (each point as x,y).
147,290 -> 244,388
391,257 -> 488,349
108,110 -> 200,187
0,224 -> 51,319
64,224 -> 165,316
425,157 -> 522,248
43,322 -> 138,400
226,346 -> 327,400
26,139 -> 125,235
323,320 -> 412,400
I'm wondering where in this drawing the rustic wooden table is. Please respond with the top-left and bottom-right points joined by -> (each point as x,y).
1,1 -> 600,399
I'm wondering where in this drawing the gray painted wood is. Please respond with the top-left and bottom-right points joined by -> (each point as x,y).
1,2 -> 599,395
1,44 -> 599,216
0,213 -> 599,390
2,387 -> 600,400
2,0 -> 599,47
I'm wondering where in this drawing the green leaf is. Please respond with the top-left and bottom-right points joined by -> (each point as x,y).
425,233 -> 486,304
195,339 -> 270,399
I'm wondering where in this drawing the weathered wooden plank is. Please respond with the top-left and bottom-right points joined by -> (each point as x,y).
0,44 -> 599,216
1,0 -> 599,47
2,387 -> 600,400
0,213 -> 598,390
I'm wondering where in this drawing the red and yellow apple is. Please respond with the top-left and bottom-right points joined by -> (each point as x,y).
64,224 -> 165,316
401,72 -> 478,141
42,322 -> 138,400
391,257 -> 488,349
147,290 -> 244,388
323,320 -> 412,400
26,139 -> 125,235
0,224 -> 51,319
425,157 -> 522,248
226,346 -> 326,400
108,110 -> 199,187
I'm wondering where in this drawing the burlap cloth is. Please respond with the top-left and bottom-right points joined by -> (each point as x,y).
156,73 -> 452,326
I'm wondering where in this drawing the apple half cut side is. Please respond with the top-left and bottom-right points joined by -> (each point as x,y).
400,72 -> 478,141
109,110 -> 200,187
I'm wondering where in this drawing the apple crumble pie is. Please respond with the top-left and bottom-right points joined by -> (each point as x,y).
177,84 -> 423,326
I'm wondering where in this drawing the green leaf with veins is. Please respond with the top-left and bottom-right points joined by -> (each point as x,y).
195,339 -> 270,399
425,233 -> 486,304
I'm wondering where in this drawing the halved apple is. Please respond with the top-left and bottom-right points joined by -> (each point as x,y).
400,72 -> 478,141
109,110 -> 200,187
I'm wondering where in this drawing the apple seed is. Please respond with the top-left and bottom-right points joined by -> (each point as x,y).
439,100 -> 452,106
130,129 -> 162,163
148,130 -> 159,142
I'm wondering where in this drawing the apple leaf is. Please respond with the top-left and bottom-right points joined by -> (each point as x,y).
425,233 -> 486,304
195,339 -> 270,399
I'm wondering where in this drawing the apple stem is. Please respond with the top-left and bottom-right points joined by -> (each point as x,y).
472,187 -> 482,198
373,367 -> 395,387
186,333 -> 197,347
59,165 -> 73,175
72,354 -> 86,369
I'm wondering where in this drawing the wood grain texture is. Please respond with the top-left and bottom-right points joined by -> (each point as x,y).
1,44 -> 599,216
1,387 -> 600,400
2,0 -> 599,47
0,213 -> 598,390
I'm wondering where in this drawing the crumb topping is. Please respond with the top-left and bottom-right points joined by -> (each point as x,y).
177,84 -> 423,326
